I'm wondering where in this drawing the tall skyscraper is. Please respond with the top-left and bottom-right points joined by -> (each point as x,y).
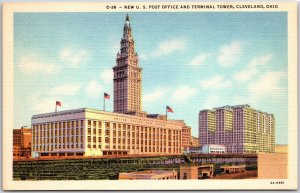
113,15 -> 142,114
199,105 -> 275,154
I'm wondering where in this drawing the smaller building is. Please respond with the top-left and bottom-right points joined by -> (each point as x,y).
190,136 -> 199,147
180,165 -> 214,179
181,125 -> 191,148
202,144 -> 226,154
119,170 -> 178,180
198,165 -> 214,178
220,165 -> 246,174
146,114 -> 167,120
185,146 -> 202,154
185,145 -> 226,154
13,127 -> 32,158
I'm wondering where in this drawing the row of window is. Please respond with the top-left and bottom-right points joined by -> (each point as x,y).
33,129 -> 83,137
87,136 -> 181,145
33,136 -> 83,144
33,143 -> 84,151
33,120 -> 84,130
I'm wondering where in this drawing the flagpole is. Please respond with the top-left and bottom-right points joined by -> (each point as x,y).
55,103 -> 57,113
103,95 -> 105,111
166,106 -> 167,121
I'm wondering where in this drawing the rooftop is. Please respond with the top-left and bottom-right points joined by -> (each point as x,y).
31,108 -> 188,128
199,105 -> 274,116
32,108 -> 173,120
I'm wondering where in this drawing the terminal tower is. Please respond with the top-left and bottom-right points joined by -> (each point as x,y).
113,15 -> 142,114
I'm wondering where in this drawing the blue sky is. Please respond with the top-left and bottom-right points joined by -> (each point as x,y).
14,12 -> 288,144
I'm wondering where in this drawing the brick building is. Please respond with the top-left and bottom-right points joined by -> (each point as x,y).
190,136 -> 199,147
13,127 -> 32,158
181,125 -> 191,148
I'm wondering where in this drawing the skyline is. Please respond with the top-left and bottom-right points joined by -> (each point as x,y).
14,12 -> 288,144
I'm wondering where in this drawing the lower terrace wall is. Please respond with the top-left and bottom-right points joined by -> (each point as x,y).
13,154 -> 257,180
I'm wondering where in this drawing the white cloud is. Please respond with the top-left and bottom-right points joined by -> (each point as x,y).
203,95 -> 222,109
49,84 -> 81,96
155,37 -> 186,56
60,47 -> 88,67
249,54 -> 273,67
85,80 -> 103,98
218,41 -> 242,67
234,54 -> 273,81
19,55 -> 59,74
234,69 -> 253,82
248,71 -> 286,99
142,37 -> 187,59
201,75 -> 232,89
170,86 -> 196,103
143,88 -> 168,104
101,69 -> 113,84
190,53 -> 210,66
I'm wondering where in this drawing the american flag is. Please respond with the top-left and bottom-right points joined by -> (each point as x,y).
166,106 -> 173,113
56,101 -> 61,107
104,92 -> 110,99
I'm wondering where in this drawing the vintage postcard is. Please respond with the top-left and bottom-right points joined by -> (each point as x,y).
2,2 -> 298,190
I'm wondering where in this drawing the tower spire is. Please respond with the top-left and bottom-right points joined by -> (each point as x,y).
125,14 -> 130,27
